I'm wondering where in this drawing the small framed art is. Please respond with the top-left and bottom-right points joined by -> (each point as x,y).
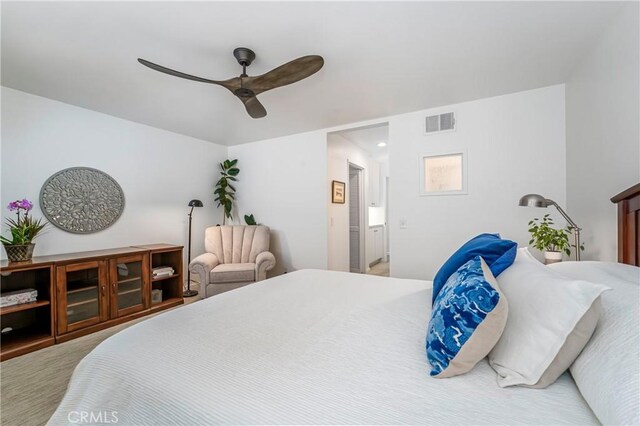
420,151 -> 467,196
332,180 -> 346,203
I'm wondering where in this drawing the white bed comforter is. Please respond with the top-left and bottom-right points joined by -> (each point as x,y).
49,269 -> 597,425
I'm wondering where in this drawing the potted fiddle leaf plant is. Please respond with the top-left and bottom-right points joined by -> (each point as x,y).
528,214 -> 572,264
1,199 -> 47,262
214,159 -> 239,225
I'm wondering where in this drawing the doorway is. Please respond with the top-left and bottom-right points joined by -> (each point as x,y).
326,122 -> 390,275
348,163 -> 365,273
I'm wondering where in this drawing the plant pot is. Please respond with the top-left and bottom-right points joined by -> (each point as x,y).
544,250 -> 562,265
3,244 -> 35,262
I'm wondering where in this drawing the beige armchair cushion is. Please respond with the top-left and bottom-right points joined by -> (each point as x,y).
210,263 -> 255,283
190,225 -> 275,298
205,225 -> 270,264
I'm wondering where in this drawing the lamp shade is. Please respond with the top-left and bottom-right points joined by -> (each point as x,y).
188,199 -> 204,207
518,194 -> 549,208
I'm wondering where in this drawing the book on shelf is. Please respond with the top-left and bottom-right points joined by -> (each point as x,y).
152,266 -> 175,278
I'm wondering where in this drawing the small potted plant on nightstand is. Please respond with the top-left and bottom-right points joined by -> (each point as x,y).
528,214 -> 573,264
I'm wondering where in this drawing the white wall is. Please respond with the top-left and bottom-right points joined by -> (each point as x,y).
2,82 -> 575,284
1,87 -> 228,271
326,133 -> 371,272
388,85 -> 567,280
566,4 -> 640,261
227,131 -> 327,276
229,85 -> 565,281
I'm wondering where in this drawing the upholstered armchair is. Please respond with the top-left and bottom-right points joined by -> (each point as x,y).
189,225 -> 276,298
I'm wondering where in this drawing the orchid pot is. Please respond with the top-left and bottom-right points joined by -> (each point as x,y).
3,243 -> 36,262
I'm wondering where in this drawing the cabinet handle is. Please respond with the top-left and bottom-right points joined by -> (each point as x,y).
112,283 -> 117,293
101,285 -> 105,296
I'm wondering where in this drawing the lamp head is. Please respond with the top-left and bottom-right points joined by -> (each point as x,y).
518,194 -> 549,208
188,199 -> 203,208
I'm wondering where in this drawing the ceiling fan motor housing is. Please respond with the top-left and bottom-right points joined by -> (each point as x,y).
234,87 -> 255,98
233,47 -> 256,66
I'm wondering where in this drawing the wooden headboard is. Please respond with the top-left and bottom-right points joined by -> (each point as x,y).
611,183 -> 640,266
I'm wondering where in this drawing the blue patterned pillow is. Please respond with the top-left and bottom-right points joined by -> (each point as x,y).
432,233 -> 517,305
426,256 -> 508,378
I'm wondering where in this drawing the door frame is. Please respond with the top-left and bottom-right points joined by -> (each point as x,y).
348,161 -> 366,273
385,176 -> 390,263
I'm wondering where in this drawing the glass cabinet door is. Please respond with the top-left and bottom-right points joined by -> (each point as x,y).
110,254 -> 149,318
57,261 -> 108,334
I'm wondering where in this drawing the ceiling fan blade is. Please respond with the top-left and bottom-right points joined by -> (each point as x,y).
138,58 -> 239,89
245,55 -> 324,94
239,96 -> 267,119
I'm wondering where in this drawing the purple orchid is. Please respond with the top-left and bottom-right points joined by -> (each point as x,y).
7,199 -> 33,212
2,198 -> 47,246
18,199 -> 33,211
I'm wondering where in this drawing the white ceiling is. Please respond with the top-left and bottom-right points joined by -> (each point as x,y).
1,1 -> 625,146
334,124 -> 389,161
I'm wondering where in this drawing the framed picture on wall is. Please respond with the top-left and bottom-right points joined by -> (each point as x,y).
420,151 -> 467,196
332,180 -> 346,203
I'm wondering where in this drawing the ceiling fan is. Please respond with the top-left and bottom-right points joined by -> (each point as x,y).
138,48 -> 324,119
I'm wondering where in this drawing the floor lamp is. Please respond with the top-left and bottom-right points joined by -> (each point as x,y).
185,199 -> 203,297
518,194 -> 581,261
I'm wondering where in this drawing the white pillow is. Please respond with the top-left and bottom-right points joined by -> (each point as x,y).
549,261 -> 640,426
488,248 -> 609,388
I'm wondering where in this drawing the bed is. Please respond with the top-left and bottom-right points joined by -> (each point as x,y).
611,182 -> 640,266
49,186 -> 640,425
48,264 -> 638,425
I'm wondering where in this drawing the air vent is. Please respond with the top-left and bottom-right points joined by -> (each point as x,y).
425,112 -> 456,134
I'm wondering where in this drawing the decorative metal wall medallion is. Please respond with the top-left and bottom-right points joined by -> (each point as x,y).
40,167 -> 125,234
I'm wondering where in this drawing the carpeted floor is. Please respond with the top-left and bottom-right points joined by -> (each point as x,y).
0,295 -> 199,426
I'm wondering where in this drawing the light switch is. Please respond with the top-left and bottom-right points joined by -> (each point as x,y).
400,217 -> 407,229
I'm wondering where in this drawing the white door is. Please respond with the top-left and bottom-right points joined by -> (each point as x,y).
373,227 -> 384,260
369,160 -> 381,206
